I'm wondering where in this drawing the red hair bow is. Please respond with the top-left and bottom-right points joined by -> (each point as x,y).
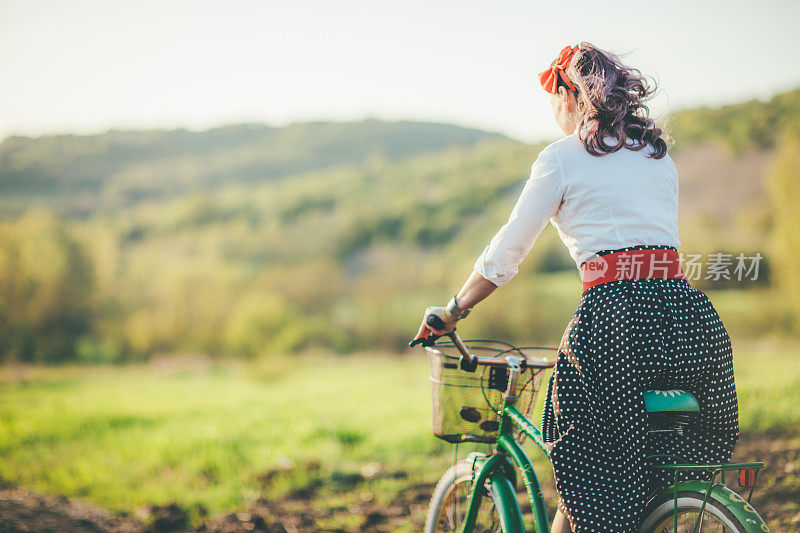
539,44 -> 579,94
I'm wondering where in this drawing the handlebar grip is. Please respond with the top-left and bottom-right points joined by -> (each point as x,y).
427,314 -> 447,331
408,314 -> 450,347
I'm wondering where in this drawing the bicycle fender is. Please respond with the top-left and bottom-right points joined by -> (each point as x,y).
645,481 -> 769,532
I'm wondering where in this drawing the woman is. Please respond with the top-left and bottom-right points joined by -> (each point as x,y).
412,43 -> 739,532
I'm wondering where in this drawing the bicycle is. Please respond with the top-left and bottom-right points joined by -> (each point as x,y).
409,314 -> 769,532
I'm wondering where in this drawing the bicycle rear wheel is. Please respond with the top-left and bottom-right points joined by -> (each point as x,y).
639,491 -> 757,532
424,459 -> 505,533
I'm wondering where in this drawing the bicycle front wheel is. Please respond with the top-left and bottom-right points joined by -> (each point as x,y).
424,459 -> 507,533
639,490 -> 763,532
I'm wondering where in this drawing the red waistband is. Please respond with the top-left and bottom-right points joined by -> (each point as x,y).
580,248 -> 685,293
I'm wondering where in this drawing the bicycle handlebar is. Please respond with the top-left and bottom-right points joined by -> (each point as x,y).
409,314 -> 554,371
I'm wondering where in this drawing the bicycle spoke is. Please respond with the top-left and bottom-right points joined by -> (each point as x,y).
653,510 -> 733,532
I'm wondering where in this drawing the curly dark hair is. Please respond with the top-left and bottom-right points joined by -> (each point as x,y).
557,42 -> 671,159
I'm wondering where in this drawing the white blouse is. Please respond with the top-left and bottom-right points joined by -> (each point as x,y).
473,132 -> 681,287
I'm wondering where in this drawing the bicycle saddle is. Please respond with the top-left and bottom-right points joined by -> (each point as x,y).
643,390 -> 699,413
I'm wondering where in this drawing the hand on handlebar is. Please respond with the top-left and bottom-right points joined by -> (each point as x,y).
409,307 -> 457,347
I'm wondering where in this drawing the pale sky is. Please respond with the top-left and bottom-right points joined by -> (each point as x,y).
1,0 -> 798,143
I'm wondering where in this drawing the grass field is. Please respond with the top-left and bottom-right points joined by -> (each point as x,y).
0,337 -> 798,528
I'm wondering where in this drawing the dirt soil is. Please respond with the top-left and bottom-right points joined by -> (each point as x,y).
1,431 -> 798,532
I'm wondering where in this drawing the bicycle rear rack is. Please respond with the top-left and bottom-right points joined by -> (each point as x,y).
648,455 -> 765,533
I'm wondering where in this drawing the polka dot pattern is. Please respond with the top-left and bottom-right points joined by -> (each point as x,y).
541,244 -> 740,532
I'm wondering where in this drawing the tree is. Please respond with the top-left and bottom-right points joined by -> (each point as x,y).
766,125 -> 800,332
0,211 -> 95,362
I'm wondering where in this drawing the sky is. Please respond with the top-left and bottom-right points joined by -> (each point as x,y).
1,0 -> 799,144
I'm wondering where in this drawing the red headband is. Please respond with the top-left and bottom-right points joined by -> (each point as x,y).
539,44 -> 579,94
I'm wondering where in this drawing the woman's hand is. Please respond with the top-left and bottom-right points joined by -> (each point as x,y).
410,272 -> 496,345
413,306 -> 457,343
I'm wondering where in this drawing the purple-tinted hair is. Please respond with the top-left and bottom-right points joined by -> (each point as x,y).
557,42 -> 671,159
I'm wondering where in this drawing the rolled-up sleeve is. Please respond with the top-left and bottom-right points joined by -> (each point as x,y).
473,145 -> 564,287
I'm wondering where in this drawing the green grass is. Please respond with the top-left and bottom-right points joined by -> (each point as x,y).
0,340 -> 797,524
0,355 -> 459,522
731,340 -> 800,431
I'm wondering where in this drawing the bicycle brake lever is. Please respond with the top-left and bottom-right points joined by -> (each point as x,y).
408,335 -> 440,348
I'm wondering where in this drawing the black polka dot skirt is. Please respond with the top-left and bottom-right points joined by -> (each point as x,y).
540,244 -> 740,532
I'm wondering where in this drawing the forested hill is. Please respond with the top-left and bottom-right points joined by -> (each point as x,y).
2,87 -> 799,216
0,120 -> 508,212
667,87 -> 800,154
